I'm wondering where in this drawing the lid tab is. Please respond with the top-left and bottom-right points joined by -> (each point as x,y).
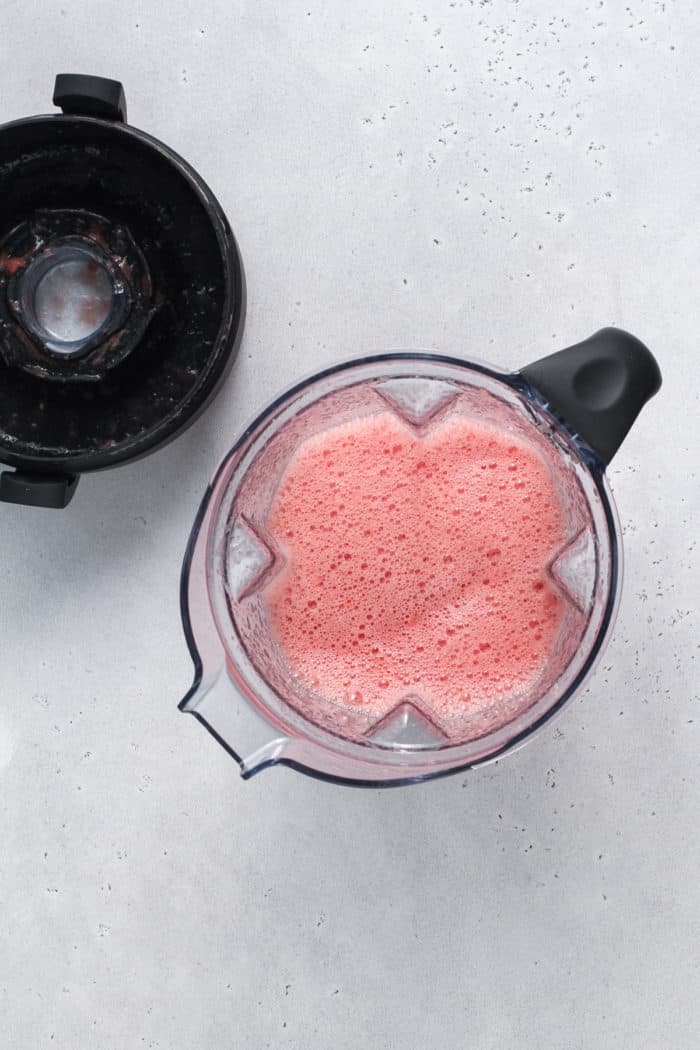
0,470 -> 79,509
53,74 -> 127,122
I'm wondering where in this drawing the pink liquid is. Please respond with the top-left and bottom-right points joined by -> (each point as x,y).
264,411 -> 568,728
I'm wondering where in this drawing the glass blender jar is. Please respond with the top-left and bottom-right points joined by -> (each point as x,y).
180,327 -> 660,785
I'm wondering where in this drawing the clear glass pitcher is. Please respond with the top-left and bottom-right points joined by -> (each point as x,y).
180,328 -> 661,786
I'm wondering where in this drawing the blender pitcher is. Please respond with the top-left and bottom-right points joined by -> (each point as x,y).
180,327 -> 661,786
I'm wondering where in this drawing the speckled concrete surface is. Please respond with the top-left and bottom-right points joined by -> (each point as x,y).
0,2 -> 698,1047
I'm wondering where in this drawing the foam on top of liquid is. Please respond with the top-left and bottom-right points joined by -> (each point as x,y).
263,410 -> 568,733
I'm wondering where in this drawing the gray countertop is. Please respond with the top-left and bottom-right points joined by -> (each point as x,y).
1,2 -> 698,1047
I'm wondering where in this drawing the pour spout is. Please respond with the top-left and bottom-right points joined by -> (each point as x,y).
181,668 -> 289,779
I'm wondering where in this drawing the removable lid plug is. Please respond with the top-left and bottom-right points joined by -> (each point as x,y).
0,208 -> 154,381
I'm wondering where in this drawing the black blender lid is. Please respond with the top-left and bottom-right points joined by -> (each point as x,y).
0,74 -> 245,508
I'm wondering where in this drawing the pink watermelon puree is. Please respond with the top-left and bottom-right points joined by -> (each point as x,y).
263,410 -> 567,728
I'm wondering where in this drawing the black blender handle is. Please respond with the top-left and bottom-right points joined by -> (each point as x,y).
0,470 -> 79,509
520,327 -> 662,465
53,74 -> 127,123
